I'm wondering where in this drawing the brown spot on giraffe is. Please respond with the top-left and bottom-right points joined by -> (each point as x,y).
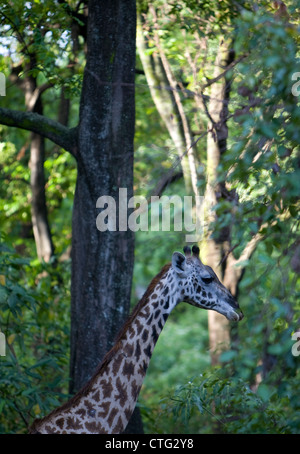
122,360 -> 135,379
66,416 -> 83,431
92,390 -> 100,403
113,416 -> 124,433
75,407 -> 86,417
107,407 -> 118,427
115,377 -> 128,407
135,319 -> 143,336
123,342 -> 134,358
100,378 -> 113,399
97,401 -> 111,418
142,329 -> 149,343
56,418 -> 64,429
134,340 -> 141,362
85,421 -> 102,433
131,379 -> 139,401
112,353 -> 123,376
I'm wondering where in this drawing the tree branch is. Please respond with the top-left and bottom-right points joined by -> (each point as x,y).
202,54 -> 248,89
26,82 -> 54,112
235,231 -> 263,269
222,230 -> 263,296
150,170 -> 183,198
0,108 -> 77,156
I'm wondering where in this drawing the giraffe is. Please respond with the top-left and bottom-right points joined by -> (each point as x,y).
29,245 -> 243,434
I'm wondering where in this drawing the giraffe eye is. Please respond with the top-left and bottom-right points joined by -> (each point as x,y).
202,276 -> 214,285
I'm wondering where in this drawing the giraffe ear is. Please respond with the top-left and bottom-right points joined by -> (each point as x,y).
172,252 -> 187,274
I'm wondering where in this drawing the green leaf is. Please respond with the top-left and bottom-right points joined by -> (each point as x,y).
257,384 -> 273,403
219,350 -> 237,362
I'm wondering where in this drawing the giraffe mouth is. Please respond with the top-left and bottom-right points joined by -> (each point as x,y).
227,309 -> 244,322
185,298 -> 244,321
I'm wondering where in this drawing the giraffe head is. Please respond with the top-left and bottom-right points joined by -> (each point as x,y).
171,246 -> 243,322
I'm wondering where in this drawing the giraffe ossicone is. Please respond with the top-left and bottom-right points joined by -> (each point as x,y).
29,246 -> 243,434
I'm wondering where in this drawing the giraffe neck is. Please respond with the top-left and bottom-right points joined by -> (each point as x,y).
30,264 -> 179,434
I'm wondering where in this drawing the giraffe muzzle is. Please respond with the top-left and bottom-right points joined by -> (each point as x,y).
236,310 -> 244,321
226,295 -> 244,321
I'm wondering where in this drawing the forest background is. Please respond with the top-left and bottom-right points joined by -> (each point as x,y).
0,0 -> 299,434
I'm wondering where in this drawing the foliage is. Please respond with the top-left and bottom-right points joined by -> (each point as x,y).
219,5 -> 300,245
0,239 -> 70,433
0,0 -> 83,93
159,367 -> 300,434
0,0 -> 299,435
0,125 -> 77,257
138,304 -> 210,434
137,0 -> 300,434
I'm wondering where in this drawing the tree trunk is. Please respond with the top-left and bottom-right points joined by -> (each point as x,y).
9,61 -> 55,262
202,38 -> 235,365
58,87 -> 70,127
29,128 -> 54,263
69,0 -> 142,433
25,76 -> 54,263
202,39 -> 263,365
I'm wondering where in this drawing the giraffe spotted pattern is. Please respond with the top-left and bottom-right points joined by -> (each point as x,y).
29,246 -> 243,434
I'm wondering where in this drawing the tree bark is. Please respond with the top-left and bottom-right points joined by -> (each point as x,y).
25,75 -> 55,263
202,39 -> 263,364
29,130 -> 54,263
202,38 -> 235,364
69,0 -> 141,433
58,87 -> 70,127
